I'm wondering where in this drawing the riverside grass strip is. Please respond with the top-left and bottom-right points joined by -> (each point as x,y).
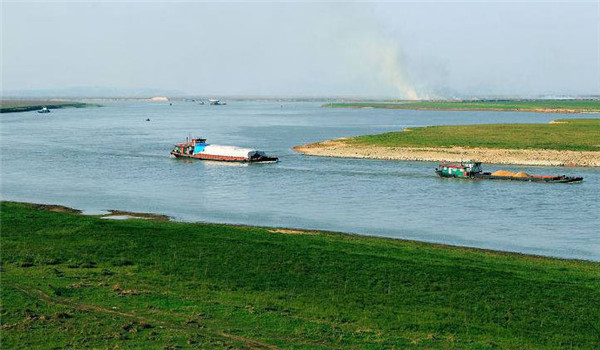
323,99 -> 600,113
2,201 -> 600,349
347,119 -> 600,152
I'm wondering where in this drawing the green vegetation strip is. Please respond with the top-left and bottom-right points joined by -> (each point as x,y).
324,99 -> 600,113
0,100 -> 100,113
2,201 -> 600,349
345,118 -> 600,152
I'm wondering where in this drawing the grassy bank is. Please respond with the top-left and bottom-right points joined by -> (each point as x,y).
347,118 -> 600,152
2,202 -> 600,349
0,100 -> 100,113
324,99 -> 600,114
293,119 -> 600,166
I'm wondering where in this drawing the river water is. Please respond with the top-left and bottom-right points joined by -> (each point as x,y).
1,101 -> 599,261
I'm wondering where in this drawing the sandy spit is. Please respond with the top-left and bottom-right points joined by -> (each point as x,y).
293,140 -> 600,167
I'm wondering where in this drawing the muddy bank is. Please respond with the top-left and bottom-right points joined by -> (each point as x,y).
12,202 -> 171,221
104,209 -> 170,221
294,139 -> 600,167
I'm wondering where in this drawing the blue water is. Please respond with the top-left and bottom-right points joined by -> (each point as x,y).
1,101 -> 599,261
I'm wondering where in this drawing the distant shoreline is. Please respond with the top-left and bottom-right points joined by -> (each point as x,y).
324,99 -> 600,114
0,100 -> 100,113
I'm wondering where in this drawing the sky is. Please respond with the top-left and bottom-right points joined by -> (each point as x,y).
2,1 -> 599,99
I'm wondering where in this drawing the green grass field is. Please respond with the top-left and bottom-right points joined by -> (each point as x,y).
2,202 -> 600,349
0,100 -> 99,113
345,118 -> 600,152
324,100 -> 600,113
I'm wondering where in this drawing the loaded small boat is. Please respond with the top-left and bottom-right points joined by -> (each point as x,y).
208,99 -> 226,105
171,138 -> 278,163
37,107 -> 50,113
435,161 -> 582,183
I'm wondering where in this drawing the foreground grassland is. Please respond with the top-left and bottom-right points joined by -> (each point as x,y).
0,100 -> 99,113
350,119 -> 600,152
324,99 -> 600,114
2,202 -> 600,349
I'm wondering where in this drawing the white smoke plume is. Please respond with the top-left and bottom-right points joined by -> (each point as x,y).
366,39 -> 420,100
339,15 -> 433,100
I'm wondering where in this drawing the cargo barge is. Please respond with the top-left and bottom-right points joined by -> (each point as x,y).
436,161 -> 582,183
171,138 -> 278,163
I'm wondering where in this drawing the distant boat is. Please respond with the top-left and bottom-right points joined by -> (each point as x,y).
171,138 -> 278,163
208,99 -> 226,105
37,107 -> 50,113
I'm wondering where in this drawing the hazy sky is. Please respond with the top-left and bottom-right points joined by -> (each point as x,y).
2,1 -> 599,98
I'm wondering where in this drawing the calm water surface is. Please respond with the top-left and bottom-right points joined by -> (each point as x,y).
2,101 -> 599,260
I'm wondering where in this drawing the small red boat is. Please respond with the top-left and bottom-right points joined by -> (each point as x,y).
171,138 -> 278,163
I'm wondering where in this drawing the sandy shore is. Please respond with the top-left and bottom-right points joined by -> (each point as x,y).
294,139 -> 600,167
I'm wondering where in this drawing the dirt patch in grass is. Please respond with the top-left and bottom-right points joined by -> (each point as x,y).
30,204 -> 81,214
268,228 -> 317,235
